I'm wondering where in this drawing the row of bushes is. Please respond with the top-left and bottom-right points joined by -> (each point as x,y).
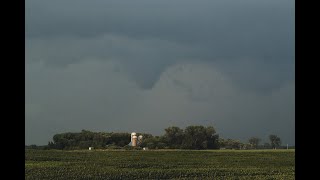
26,125 -> 285,150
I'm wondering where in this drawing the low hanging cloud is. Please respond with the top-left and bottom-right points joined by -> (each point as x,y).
26,0 -> 294,145
26,60 -> 294,145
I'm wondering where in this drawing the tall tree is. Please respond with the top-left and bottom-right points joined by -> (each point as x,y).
182,126 -> 207,149
182,125 -> 219,149
248,137 -> 261,149
204,126 -> 219,149
269,135 -> 281,149
164,126 -> 184,148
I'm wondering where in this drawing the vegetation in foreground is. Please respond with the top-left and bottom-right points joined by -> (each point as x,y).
25,149 -> 295,179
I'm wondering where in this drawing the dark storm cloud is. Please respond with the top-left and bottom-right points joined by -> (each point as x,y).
26,0 -> 294,90
26,0 -> 294,145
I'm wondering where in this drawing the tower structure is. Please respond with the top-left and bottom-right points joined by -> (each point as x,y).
129,132 -> 143,147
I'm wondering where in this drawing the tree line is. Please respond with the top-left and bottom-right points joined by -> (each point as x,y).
26,126 -> 285,150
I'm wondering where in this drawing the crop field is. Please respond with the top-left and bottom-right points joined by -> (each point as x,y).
25,149 -> 295,179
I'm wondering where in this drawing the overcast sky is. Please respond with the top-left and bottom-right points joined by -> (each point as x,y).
26,0 -> 295,145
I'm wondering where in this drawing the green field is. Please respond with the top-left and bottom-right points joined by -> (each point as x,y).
25,149 -> 295,179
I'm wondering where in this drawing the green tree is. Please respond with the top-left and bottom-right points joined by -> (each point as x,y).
248,137 -> 261,149
269,135 -> 281,149
218,138 -> 241,149
230,139 -> 241,149
109,133 -> 131,147
142,136 -> 166,149
164,126 -> 184,148
48,141 -> 55,149
205,126 -> 219,149
182,126 -> 206,149
182,125 -> 219,149
217,138 -> 226,148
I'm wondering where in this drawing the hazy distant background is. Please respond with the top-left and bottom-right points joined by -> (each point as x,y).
26,0 -> 294,145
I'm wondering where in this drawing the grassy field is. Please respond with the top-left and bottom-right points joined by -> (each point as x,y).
25,149 -> 295,179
